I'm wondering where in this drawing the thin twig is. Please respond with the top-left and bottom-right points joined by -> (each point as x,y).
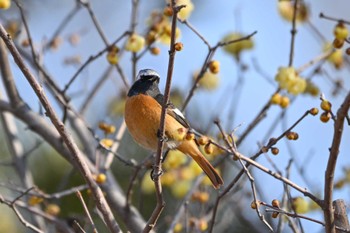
319,12 -> 350,25
0,195 -> 44,233
76,190 -> 98,233
103,120 -> 128,171
216,121 -> 273,231
44,2 -> 81,51
288,0 -> 299,67
63,32 -> 129,94
79,66 -> 113,114
180,28 -> 257,111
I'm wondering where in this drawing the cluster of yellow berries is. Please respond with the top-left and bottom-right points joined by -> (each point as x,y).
99,121 -> 116,147
270,93 -> 290,108
319,99 -> 332,123
332,22 -> 349,50
106,46 -> 120,65
285,131 -> 299,140
322,22 -> 350,69
106,0 -> 194,64
28,196 -> 61,216
146,11 -> 181,46
173,218 -> 207,232
275,67 -> 306,95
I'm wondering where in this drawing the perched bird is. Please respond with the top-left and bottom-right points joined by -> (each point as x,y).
124,69 -> 223,189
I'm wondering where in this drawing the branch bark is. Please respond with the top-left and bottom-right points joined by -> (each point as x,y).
324,92 -> 350,233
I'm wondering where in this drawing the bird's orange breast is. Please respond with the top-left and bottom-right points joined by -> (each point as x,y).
124,94 -> 184,151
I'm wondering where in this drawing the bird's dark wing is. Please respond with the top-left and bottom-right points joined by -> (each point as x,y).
154,93 -> 191,128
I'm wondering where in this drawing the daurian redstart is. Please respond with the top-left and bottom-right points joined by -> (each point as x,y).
124,69 -> 223,189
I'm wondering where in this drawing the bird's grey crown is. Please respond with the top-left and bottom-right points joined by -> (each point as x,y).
137,69 -> 160,80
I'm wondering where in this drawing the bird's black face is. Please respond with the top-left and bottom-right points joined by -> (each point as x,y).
127,69 -> 161,97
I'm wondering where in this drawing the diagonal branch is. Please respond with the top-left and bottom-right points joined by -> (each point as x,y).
0,24 -> 121,233
324,92 -> 350,233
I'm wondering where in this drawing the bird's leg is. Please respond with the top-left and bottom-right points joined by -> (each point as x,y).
157,129 -> 168,142
162,149 -> 170,163
150,165 -> 164,181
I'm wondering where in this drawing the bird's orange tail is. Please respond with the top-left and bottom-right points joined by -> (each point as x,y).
177,141 -> 224,189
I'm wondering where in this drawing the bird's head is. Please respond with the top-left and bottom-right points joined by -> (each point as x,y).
127,69 -> 161,97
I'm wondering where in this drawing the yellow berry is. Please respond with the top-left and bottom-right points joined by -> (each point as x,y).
99,122 -> 116,134
272,199 -> 280,208
251,200 -> 259,209
174,127 -> 187,140
286,132 -> 295,140
271,147 -> 279,155
106,46 -> 119,65
100,138 -> 114,148
324,43 -> 344,69
198,136 -> 209,146
125,33 -> 145,52
95,173 -> 107,184
309,108 -> 319,116
270,93 -> 282,105
28,196 -> 44,206
208,60 -> 220,74
333,38 -> 345,49
150,47 -> 160,55
320,111 -> 331,123
279,96 -> 290,108
272,212 -> 279,218
0,0 -> 11,9
204,143 -> 214,155
320,100 -> 332,111
21,39 -> 30,47
173,223 -> 183,233
163,6 -> 173,17
45,204 -> 60,216
185,132 -> 195,141
334,22 -> 349,40
198,192 -> 210,203
174,42 -> 183,51
198,218 -> 208,232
